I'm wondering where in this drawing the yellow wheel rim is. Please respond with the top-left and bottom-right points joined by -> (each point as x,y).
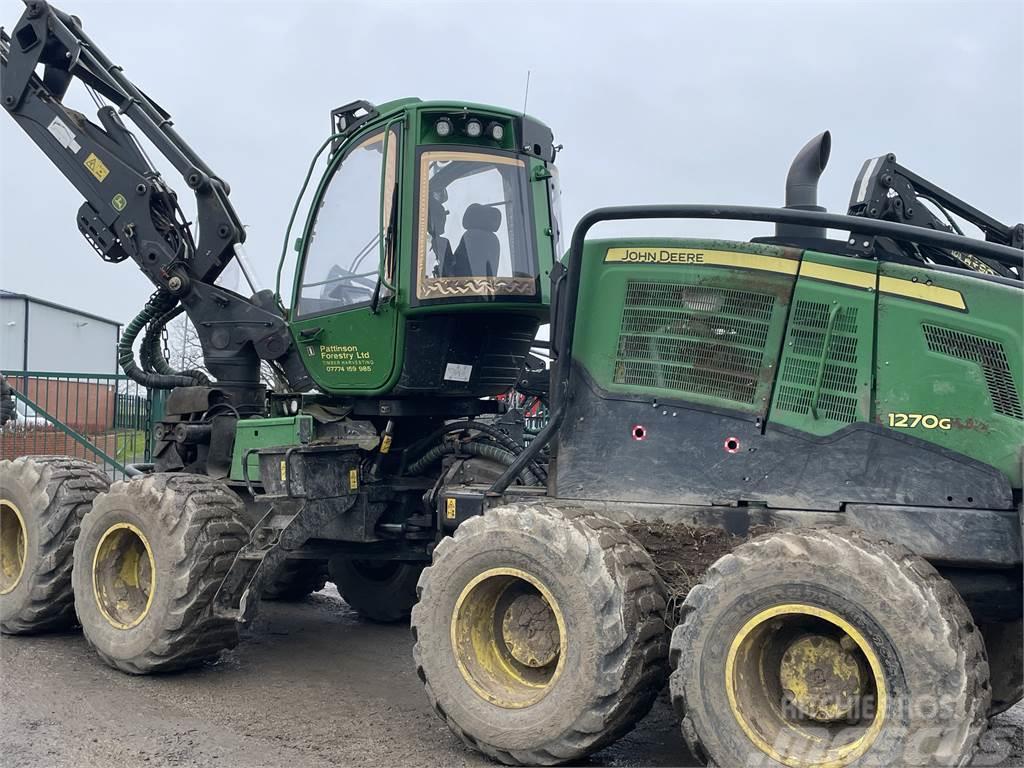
725,603 -> 887,768
0,499 -> 27,595
451,567 -> 566,709
92,523 -> 156,629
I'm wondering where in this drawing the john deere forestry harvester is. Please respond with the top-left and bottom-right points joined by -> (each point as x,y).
2,2 -> 1021,765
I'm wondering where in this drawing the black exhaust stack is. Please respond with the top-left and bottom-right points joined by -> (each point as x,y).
776,130 -> 831,240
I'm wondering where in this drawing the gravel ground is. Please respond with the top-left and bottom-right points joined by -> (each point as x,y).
1,585 -> 1021,768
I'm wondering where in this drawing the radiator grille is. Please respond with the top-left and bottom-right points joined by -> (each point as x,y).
623,282 -> 776,321
923,324 -> 1023,419
774,300 -> 861,424
613,280 -> 776,406
620,309 -> 772,349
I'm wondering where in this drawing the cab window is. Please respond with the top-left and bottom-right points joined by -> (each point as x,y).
417,150 -> 538,301
297,128 -> 398,316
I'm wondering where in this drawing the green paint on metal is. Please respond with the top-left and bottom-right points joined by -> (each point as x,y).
874,262 -> 1023,485
2,370 -> 160,476
568,241 -> 1022,488
289,302 -> 400,394
229,415 -> 313,482
283,99 -> 554,396
572,238 -> 796,415
769,251 -> 877,436
528,157 -> 556,305
4,386 -> 124,470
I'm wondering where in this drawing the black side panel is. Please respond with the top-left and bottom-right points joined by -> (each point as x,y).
394,313 -> 539,397
554,365 -> 1013,511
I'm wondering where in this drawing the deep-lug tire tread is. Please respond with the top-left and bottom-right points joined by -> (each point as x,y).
668,526 -> 990,767
0,456 -> 109,634
412,501 -> 669,766
76,473 -> 250,674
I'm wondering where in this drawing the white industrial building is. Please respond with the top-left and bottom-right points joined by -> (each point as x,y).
0,291 -> 121,375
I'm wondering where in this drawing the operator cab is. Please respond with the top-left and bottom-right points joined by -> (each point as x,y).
289,99 -> 559,398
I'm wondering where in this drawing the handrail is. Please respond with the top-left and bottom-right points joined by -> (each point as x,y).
275,132 -> 347,309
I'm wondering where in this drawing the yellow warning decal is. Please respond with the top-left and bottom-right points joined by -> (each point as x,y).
604,247 -> 798,275
349,468 -> 359,491
446,498 -> 457,519
279,460 -> 287,482
878,275 -> 966,310
84,152 -> 109,182
380,435 -> 393,454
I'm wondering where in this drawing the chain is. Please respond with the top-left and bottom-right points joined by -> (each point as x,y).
162,324 -> 171,363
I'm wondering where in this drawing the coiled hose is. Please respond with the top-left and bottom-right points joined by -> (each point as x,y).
119,292 -> 206,389
140,303 -> 210,384
406,440 -> 542,486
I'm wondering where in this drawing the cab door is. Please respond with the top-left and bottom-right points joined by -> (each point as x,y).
290,126 -> 401,394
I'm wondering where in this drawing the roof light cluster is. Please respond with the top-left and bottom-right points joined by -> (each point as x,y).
434,116 -> 505,142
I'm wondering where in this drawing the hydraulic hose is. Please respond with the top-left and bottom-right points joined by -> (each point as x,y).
141,304 -> 183,374
119,292 -> 203,389
405,419 -> 547,480
406,440 -> 542,485
141,303 -> 210,384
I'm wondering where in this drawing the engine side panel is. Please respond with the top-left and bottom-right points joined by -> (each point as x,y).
874,262 -> 1023,487
553,365 -> 1012,511
560,238 -> 1021,507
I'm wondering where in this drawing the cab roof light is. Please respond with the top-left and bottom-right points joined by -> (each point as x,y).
435,117 -> 453,137
487,122 -> 505,141
465,119 -> 483,138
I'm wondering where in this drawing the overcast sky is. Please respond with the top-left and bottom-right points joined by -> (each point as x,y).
1,0 -> 1021,326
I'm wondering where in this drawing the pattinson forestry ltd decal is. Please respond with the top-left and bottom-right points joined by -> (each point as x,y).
318,344 -> 374,374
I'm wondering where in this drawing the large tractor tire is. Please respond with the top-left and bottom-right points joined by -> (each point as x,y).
669,527 -> 990,768
262,559 -> 328,601
1,456 -> 109,634
71,473 -> 250,674
981,619 -> 1023,716
412,502 -> 668,766
328,557 -> 423,622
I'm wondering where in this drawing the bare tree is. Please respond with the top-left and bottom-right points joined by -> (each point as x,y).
164,315 -> 207,376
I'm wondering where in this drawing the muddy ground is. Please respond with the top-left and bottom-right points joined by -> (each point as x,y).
1,584 -> 1021,768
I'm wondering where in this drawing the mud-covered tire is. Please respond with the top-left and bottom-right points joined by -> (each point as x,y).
328,558 -> 422,622
71,473 -> 250,674
412,502 -> 669,766
982,619 -> 1023,716
262,559 -> 328,601
669,527 -> 990,767
0,456 -> 109,634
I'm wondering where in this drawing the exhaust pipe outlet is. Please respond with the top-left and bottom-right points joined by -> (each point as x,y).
776,130 -> 831,240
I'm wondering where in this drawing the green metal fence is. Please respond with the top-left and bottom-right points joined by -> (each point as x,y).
1,370 -> 165,480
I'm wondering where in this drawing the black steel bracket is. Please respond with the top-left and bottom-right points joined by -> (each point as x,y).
848,153 -> 1023,278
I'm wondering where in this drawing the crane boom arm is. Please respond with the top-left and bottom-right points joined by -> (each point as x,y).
1,0 -> 310,392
